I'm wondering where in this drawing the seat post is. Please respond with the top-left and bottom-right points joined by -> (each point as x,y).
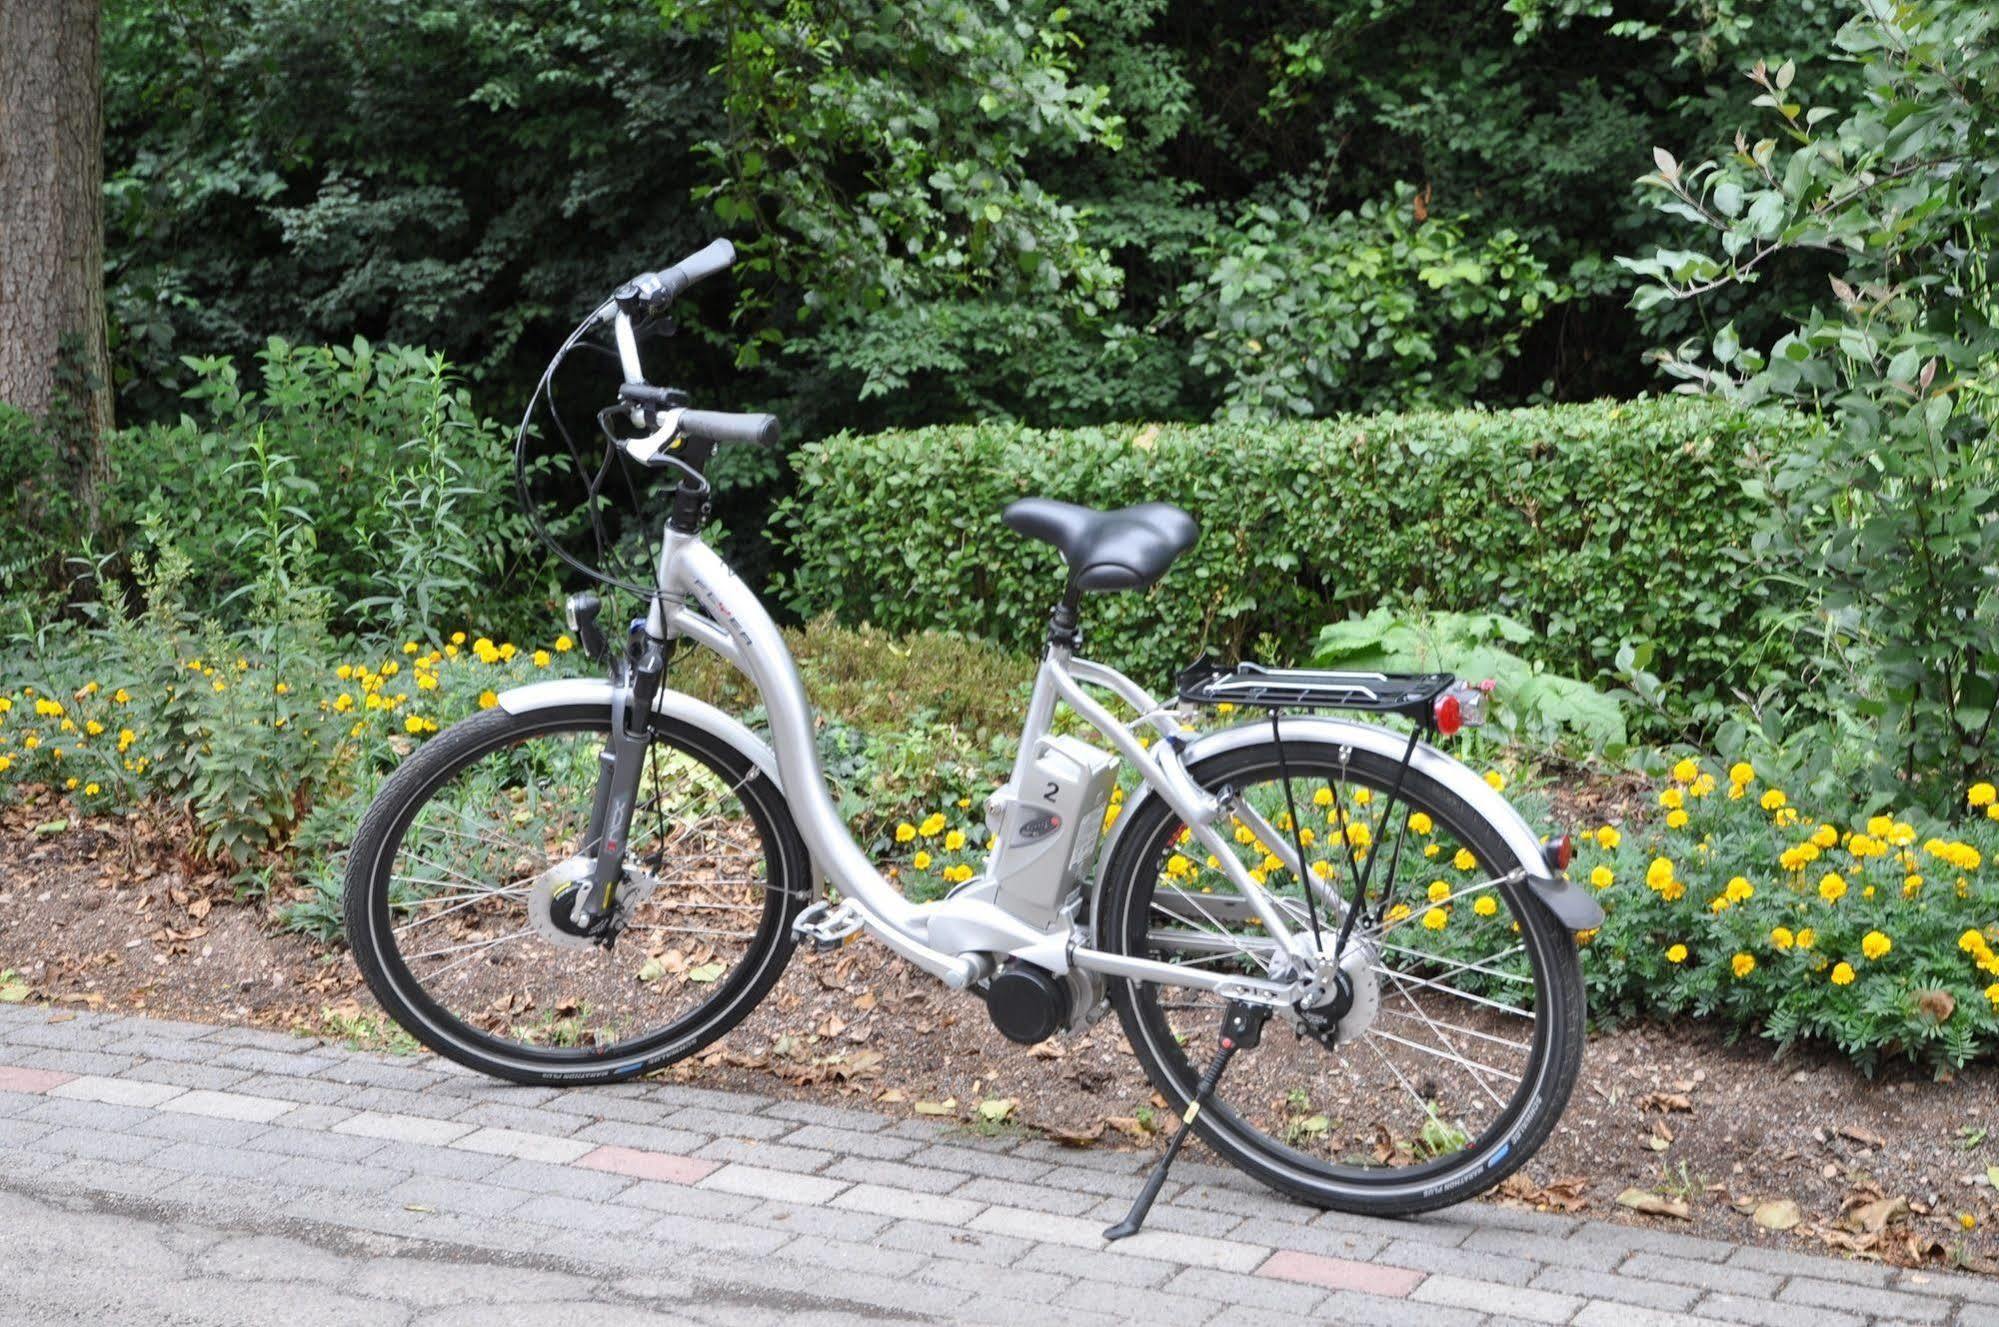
1046,586 -> 1083,653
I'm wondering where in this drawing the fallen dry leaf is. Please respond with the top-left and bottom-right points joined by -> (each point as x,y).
1753,1199 -> 1804,1231
1616,1188 -> 1691,1220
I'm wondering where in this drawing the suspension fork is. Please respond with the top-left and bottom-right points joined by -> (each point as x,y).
575,622 -> 672,929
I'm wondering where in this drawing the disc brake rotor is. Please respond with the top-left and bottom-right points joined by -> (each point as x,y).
528,856 -> 659,950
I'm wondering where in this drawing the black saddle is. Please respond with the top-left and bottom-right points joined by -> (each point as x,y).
1002,498 -> 1199,593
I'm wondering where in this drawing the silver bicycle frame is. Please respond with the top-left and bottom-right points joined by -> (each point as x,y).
643,526 -> 1332,1006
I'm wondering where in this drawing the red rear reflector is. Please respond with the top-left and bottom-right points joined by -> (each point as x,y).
1544,834 -> 1573,872
1433,693 -> 1462,736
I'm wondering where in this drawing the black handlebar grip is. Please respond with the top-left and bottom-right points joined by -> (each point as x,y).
656,238 -> 736,304
678,409 -> 779,450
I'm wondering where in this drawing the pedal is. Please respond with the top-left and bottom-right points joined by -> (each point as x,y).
792,899 -> 864,953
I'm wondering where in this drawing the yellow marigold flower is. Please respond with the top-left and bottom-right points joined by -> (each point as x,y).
532,650 -> 551,668
1972,783 -> 1997,808
274,681 -> 290,695
1234,824 -> 1256,845
1709,895 -> 1731,914
1963,929 -> 1992,955
1689,773 -> 1716,798
1452,847 -> 1477,872
1645,857 -> 1675,890
1818,872 -> 1847,903
1866,815 -> 1894,839
1427,880 -> 1452,903
912,851 -> 932,870
1903,873 -> 1923,898
1407,812 -> 1433,835
335,664 -> 353,681
1261,852 -> 1283,874
1312,786 -> 1333,807
1423,843 -> 1439,858
1771,926 -> 1794,950
1422,908 -> 1448,931
1731,953 -> 1756,979
1665,809 -> 1689,829
1385,903 -> 1411,924
1988,805 -> 1999,822
404,715 -> 426,734
1795,927 -> 1815,950
894,822 -> 916,843
333,694 -> 354,713
1832,962 -> 1856,986
402,641 -> 419,655
1353,788 -> 1372,806
1215,701 -> 1235,715
477,690 -> 498,709
83,719 -> 103,736
1725,876 -> 1753,903
0,755 -> 10,773
1760,789 -> 1787,811
1345,823 -> 1372,849
945,830 -> 966,852
555,634 -> 574,652
0,697 -> 10,714
64,776 -> 78,790
1473,896 -> 1498,917
1728,761 -> 1754,785
1811,823 -> 1838,849
1589,865 -> 1614,889
450,631 -> 467,645
22,736 -> 38,750
1848,833 -> 1884,859
1298,827 -> 1316,847
498,643 -> 518,662
417,674 -> 438,691
1659,787 -> 1685,811
1166,854 -> 1192,878
1665,943 -> 1688,964
1671,757 -> 1698,784
1860,931 -> 1892,961
919,812 -> 946,837
1483,770 -> 1505,792
1596,825 -> 1621,850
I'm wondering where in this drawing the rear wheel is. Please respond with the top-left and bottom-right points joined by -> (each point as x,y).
1094,734 -> 1585,1215
344,703 -> 808,1085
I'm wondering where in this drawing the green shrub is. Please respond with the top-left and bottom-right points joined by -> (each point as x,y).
1573,757 -> 1999,1073
112,337 -> 544,638
781,397 -> 1816,729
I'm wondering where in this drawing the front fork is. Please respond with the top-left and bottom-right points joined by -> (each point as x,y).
574,630 -> 671,931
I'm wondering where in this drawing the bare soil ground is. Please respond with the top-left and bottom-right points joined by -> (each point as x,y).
4,790 -> 1997,1275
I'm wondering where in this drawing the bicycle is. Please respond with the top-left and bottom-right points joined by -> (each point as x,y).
343,240 -> 1603,1235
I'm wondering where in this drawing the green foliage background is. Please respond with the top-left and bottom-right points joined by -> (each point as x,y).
781,397 -> 1814,729
99,0 -> 1851,433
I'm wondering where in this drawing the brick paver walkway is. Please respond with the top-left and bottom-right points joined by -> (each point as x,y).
1,1004 -> 1993,1325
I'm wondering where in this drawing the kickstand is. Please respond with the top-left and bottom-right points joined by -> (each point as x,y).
1104,1001 -> 1268,1241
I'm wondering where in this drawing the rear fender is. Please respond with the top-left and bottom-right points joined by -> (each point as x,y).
1097,715 -> 1603,931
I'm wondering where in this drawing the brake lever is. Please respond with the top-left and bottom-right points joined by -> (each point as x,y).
621,409 -> 685,467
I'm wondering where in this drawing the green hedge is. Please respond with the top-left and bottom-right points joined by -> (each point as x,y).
779,398 -> 1815,721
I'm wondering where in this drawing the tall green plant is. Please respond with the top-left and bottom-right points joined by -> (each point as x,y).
1622,0 -> 1999,804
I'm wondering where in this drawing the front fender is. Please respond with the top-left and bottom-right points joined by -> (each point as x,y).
1098,716 -> 1603,931
497,678 -> 822,894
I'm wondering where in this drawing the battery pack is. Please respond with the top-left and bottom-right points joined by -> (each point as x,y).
987,735 -> 1120,930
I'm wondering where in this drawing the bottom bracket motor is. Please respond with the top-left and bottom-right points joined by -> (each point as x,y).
984,960 -> 1069,1045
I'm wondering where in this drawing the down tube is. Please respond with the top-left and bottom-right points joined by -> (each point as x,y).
668,539 -> 983,985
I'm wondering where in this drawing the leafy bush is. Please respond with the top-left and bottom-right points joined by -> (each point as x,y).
782,396 -> 1816,730
1624,0 -> 1999,806
1182,186 -> 1564,421
1574,756 -> 1999,1072
1310,609 -> 1626,751
113,338 -> 544,637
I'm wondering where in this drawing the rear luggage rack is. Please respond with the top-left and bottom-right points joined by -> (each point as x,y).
1175,655 -> 1458,725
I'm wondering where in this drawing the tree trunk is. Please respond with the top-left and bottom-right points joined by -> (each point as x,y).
0,0 -> 112,527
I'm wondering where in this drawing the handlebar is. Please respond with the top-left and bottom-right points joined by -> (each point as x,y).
602,238 -> 736,325
594,238 -> 779,456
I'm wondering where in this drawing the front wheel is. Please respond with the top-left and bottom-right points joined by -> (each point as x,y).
343,702 -> 809,1085
1094,733 -> 1585,1216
